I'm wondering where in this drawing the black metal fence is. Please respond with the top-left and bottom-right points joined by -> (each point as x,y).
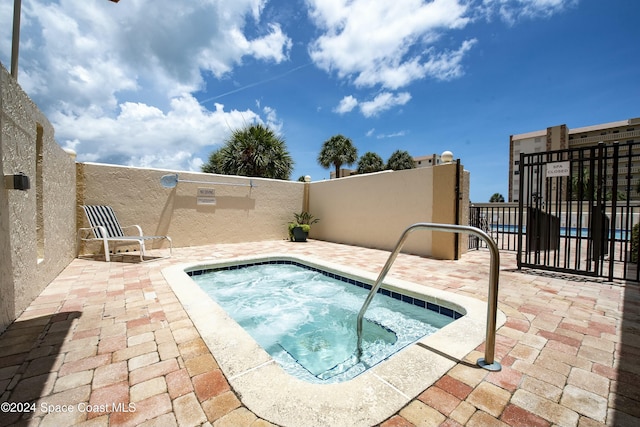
470,141 -> 640,282
468,203 -> 520,251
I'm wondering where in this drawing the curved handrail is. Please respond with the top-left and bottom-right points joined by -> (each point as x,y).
356,223 -> 502,371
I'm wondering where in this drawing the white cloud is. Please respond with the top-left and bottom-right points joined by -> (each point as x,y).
307,0 -> 576,89
338,92 -> 411,118
307,0 -> 475,89
360,92 -> 411,117
14,0 -> 291,116
0,0 -> 292,172
334,95 -> 359,114
262,105 -> 283,133
54,94 -> 262,172
376,131 -> 407,139
246,24 -> 292,62
480,0 -> 579,25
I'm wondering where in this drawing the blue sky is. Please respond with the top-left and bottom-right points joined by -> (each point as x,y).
1,0 -> 638,201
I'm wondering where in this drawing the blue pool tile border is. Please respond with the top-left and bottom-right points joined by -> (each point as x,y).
187,260 -> 463,320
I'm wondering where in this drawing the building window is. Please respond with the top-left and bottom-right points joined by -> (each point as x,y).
514,171 -> 520,175
515,160 -> 520,165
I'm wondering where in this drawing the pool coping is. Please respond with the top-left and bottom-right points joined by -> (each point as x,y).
162,253 -> 506,427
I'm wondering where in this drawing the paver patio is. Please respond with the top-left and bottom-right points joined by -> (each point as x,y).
0,239 -> 639,426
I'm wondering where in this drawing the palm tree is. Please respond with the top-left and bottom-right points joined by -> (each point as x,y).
356,152 -> 384,174
386,150 -> 415,171
317,134 -> 358,178
489,193 -> 505,203
201,149 -> 223,174
201,123 -> 293,180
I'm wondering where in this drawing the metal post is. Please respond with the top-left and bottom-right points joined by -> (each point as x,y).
11,0 -> 120,79
517,153 -> 525,270
11,0 -> 22,78
454,159 -> 461,260
355,223 -> 502,371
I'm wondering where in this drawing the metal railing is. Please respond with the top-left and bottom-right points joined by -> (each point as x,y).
469,203 -> 520,251
356,223 -> 502,371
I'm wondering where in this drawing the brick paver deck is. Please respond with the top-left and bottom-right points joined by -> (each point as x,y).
0,240 -> 638,426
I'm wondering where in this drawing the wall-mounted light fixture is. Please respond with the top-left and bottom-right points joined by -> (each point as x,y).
441,151 -> 454,164
4,172 -> 30,190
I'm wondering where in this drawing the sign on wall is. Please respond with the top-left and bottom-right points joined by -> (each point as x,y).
197,188 -> 216,205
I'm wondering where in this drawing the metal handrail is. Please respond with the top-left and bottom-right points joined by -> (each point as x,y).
160,173 -> 256,189
356,223 -> 502,371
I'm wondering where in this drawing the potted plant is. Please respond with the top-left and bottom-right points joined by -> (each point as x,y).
288,211 -> 319,242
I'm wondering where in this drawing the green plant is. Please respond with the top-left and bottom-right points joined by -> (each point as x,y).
489,193 -> 505,203
201,123 -> 293,180
288,212 -> 319,240
357,152 -> 385,174
293,211 -> 319,226
386,149 -> 415,171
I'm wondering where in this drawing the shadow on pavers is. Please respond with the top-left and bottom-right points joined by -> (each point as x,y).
0,311 -> 82,427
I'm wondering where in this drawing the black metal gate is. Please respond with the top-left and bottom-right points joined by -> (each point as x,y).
516,141 -> 640,281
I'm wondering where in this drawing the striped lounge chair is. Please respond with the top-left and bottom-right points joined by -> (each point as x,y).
78,205 -> 172,262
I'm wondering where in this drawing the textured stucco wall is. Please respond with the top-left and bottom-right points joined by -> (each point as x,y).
77,163 -> 304,251
308,168 -> 435,257
0,64 -> 77,332
308,164 -> 468,259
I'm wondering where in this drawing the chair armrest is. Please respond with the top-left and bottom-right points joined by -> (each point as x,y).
121,225 -> 144,236
78,225 -> 108,239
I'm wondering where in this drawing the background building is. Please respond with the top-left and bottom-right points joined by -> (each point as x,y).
414,154 -> 442,168
509,117 -> 640,202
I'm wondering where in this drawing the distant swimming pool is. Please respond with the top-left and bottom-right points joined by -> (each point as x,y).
189,261 -> 458,383
491,224 -> 630,240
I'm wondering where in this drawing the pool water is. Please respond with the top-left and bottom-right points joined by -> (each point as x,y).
191,263 -> 455,383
